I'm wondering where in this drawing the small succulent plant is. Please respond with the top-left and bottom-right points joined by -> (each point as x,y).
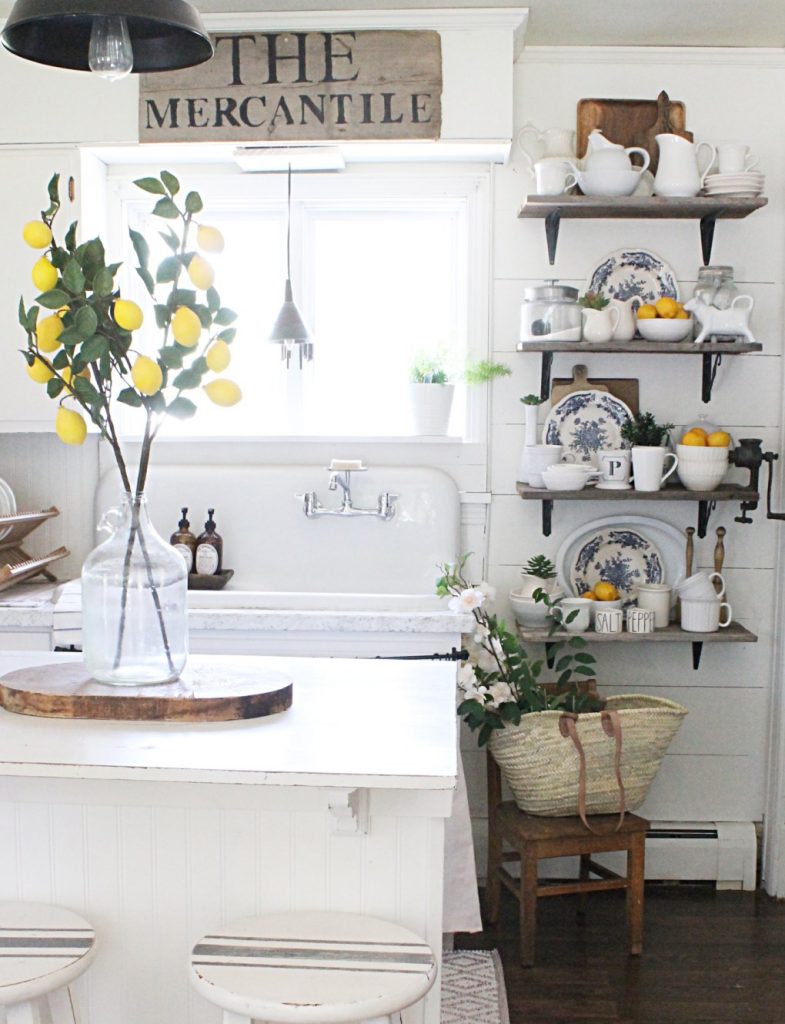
579,291 -> 610,310
523,554 -> 557,580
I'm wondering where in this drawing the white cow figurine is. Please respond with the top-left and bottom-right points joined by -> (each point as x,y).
683,295 -> 757,345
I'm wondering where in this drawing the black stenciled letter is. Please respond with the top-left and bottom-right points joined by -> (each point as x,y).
214,34 -> 256,86
263,33 -> 310,84
145,98 -> 179,130
323,32 -> 359,83
411,94 -> 431,123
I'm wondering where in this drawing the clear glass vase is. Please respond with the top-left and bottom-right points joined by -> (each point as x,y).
82,494 -> 188,685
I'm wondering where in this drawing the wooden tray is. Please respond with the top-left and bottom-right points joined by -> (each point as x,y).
188,569 -> 234,591
551,364 -> 639,413
0,658 -> 293,722
577,92 -> 692,173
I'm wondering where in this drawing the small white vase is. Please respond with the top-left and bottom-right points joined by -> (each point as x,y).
409,383 -> 455,435
518,402 -> 539,483
582,306 -> 620,344
610,298 -> 637,342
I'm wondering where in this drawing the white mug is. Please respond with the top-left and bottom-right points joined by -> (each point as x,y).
534,159 -> 577,196
680,597 -> 732,633
716,142 -> 759,175
636,583 -> 672,628
597,448 -> 633,489
632,447 -> 678,492
626,607 -> 655,634
595,607 -> 623,634
676,571 -> 726,601
551,597 -> 592,634
526,444 -> 577,487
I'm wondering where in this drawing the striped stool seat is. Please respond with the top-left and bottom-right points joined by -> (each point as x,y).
189,911 -> 436,1024
0,902 -> 96,1022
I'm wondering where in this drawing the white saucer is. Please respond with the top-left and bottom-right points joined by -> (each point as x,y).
595,480 -> 632,490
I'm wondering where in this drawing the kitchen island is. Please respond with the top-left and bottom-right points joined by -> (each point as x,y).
0,651 -> 457,1024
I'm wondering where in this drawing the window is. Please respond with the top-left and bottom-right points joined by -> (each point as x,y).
108,166 -> 489,440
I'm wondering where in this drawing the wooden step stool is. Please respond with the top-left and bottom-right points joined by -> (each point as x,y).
189,910 -> 436,1024
0,902 -> 96,1022
485,752 -> 648,966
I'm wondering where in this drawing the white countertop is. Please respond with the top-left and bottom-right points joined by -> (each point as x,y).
0,651 -> 458,790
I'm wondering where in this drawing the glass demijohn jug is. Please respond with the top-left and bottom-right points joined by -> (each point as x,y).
81,494 -> 188,685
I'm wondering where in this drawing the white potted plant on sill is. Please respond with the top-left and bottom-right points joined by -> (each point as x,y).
408,356 -> 511,436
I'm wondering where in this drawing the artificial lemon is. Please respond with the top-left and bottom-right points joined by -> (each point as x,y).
171,306 -> 202,347
580,591 -> 597,601
594,581 -> 619,602
205,339 -> 231,373
637,304 -> 657,319
187,254 -> 215,291
36,313 -> 65,353
113,299 -> 144,332
23,220 -> 52,249
675,310 -> 690,319
55,406 -> 87,446
655,296 -> 679,319
197,225 -> 225,254
708,430 -> 731,448
203,378 -> 242,407
681,430 -> 707,446
690,427 -> 709,439
26,356 -> 53,383
32,257 -> 58,292
131,355 -> 163,396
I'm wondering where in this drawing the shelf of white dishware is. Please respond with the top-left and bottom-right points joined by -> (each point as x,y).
516,482 -> 757,503
517,194 -> 768,220
515,339 -> 762,355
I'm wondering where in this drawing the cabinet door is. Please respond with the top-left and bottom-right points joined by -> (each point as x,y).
0,147 -> 79,430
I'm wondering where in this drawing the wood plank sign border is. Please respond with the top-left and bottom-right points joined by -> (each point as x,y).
140,30 -> 442,143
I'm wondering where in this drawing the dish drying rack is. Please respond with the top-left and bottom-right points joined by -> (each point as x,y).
0,507 -> 68,592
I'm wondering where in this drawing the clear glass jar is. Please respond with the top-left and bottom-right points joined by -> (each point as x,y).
82,494 -> 188,685
693,266 -> 738,310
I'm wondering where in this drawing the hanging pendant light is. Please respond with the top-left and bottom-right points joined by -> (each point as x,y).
270,165 -> 313,370
1,0 -> 213,78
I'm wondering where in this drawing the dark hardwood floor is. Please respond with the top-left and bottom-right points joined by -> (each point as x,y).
456,884 -> 785,1024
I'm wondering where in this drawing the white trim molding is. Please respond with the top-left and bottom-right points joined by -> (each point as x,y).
518,44 -> 785,68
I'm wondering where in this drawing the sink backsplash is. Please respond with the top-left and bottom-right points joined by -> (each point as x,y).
95,464 -> 460,593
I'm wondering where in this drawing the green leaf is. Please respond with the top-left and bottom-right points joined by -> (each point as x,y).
574,652 -> 595,664
172,368 -> 202,390
167,396 -> 197,419
74,305 -> 98,338
153,197 -> 180,220
148,391 -> 166,414
160,170 -> 180,196
84,239 -> 106,268
129,229 -> 150,269
136,267 -> 155,296
58,324 -> 83,347
46,377 -> 64,399
36,289 -> 70,310
160,229 -> 180,253
79,335 -> 109,363
45,173 -> 60,216
159,346 -> 184,369
117,387 -> 143,407
134,177 -> 167,195
92,268 -> 114,297
191,356 -> 208,374
185,191 -> 203,214
52,349 -> 69,370
217,327 -> 236,344
62,258 -> 85,295
156,255 -> 181,283
557,669 -> 572,687
574,665 -> 596,676
206,287 -> 220,313
555,655 -> 572,672
194,304 -> 212,328
64,222 -> 78,253
170,288 -> 196,307
17,297 -> 27,331
26,306 -> 39,333
214,307 -> 237,326
49,246 -> 68,271
73,376 -> 102,406
154,304 -> 170,329
569,636 -> 588,649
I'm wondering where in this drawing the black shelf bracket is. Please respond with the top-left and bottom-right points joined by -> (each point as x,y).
544,210 -> 561,265
540,351 -> 554,401
544,636 -> 705,672
697,500 -> 716,538
699,211 -> 723,266
692,642 -> 704,670
701,351 -> 723,403
541,500 -> 553,536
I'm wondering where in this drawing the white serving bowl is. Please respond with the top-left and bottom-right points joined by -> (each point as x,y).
579,169 -> 641,197
637,316 -> 694,342
676,443 -> 729,491
518,573 -> 560,600
579,596 -> 623,622
541,466 -> 595,492
509,589 -> 563,628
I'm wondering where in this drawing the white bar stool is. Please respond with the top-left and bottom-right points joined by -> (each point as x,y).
0,902 -> 96,1023
189,910 -> 436,1024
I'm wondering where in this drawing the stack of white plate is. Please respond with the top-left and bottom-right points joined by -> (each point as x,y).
702,171 -> 765,198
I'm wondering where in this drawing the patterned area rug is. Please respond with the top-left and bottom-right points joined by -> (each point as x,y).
441,950 -> 510,1024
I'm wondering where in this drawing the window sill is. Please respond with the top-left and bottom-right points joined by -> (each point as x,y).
119,434 -> 472,445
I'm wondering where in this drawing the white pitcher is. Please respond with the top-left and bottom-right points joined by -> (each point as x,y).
519,123 -> 576,162
582,306 -> 620,344
610,297 -> 637,342
653,133 -> 717,198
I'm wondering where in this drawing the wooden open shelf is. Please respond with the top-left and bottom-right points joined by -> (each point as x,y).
517,620 -> 757,671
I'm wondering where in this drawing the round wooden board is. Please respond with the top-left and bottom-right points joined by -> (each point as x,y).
0,659 -> 293,722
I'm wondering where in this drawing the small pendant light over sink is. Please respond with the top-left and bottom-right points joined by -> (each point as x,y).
1,0 -> 213,80
270,165 -> 313,370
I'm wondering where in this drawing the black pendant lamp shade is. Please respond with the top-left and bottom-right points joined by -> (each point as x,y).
1,0 -> 213,73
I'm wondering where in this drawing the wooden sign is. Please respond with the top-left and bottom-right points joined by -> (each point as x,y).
140,30 -> 442,144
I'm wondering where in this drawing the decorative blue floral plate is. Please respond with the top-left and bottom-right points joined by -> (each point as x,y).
543,390 -> 632,466
587,248 -> 679,306
556,515 -> 686,608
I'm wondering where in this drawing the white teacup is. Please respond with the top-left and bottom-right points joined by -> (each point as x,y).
597,448 -> 633,489
681,597 -> 732,633
635,583 -> 672,628
632,447 -> 678,492
534,158 -> 578,196
716,142 -> 759,175
526,445 -> 577,487
551,597 -> 592,634
676,571 -> 725,602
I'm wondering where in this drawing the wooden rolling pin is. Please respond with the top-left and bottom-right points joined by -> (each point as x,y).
714,527 -> 726,594
685,527 -> 695,579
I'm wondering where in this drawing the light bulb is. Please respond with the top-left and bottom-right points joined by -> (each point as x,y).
88,16 -> 133,82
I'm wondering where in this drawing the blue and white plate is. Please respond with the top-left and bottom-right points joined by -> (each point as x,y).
557,515 -> 686,608
543,390 -> 632,466
586,248 -> 678,306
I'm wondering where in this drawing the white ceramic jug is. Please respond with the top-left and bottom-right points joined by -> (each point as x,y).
653,134 -> 717,198
610,297 -> 637,342
582,306 -> 620,344
519,123 -> 576,161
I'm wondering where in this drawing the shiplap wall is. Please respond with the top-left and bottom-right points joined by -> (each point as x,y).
463,46 -> 785,876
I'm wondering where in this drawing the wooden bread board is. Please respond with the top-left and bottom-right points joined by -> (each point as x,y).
0,658 -> 293,721
551,364 -> 639,413
577,93 -> 692,173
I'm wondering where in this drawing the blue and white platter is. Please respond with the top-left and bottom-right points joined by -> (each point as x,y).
587,248 -> 678,305
543,389 -> 632,466
556,515 -> 686,608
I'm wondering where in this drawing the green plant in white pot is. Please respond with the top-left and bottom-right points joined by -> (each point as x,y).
518,554 -> 560,599
408,356 -> 510,436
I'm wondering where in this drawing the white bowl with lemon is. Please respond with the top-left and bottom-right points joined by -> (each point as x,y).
637,296 -> 693,342
677,427 -> 731,491
577,581 -> 622,622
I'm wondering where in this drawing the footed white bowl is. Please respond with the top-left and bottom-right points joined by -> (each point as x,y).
637,316 -> 693,342
509,589 -> 562,627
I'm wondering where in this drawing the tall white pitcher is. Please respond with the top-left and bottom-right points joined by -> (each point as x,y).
653,133 -> 716,198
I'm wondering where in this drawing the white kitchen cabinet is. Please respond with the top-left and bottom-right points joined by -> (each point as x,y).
0,146 -> 80,431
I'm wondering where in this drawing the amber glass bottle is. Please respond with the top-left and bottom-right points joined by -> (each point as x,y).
169,508 -> 196,572
195,509 -> 223,575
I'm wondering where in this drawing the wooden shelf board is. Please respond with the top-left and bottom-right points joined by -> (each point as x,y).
516,482 -> 758,503
517,621 -> 757,644
516,340 -> 762,354
518,195 -> 768,220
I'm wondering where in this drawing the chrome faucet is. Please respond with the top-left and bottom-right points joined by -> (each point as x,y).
296,463 -> 397,521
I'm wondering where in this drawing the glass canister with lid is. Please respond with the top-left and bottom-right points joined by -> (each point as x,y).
693,266 -> 738,310
519,282 -> 581,343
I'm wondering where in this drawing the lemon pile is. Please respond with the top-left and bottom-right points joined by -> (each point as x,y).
580,581 -> 620,602
680,426 -> 731,448
637,296 -> 689,321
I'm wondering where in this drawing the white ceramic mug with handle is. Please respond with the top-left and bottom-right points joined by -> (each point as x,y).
551,597 -> 592,634
676,571 -> 726,601
716,142 -> 759,174
632,447 -> 678,492
597,448 -> 633,489
680,597 -> 732,633
534,159 -> 578,196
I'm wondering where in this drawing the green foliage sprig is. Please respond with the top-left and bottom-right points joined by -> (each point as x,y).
579,291 -> 610,310
620,410 -> 674,448
523,554 -> 557,580
464,360 -> 512,385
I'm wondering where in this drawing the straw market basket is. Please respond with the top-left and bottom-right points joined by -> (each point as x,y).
488,694 -> 687,817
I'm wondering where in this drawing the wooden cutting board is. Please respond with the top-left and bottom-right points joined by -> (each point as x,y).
551,364 -> 639,413
577,91 -> 692,173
